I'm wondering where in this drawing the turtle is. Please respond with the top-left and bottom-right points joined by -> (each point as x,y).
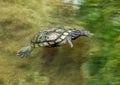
17,26 -> 93,58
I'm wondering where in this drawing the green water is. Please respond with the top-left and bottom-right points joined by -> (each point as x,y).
0,0 -> 120,85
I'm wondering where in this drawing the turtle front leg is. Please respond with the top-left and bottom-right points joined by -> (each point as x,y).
67,36 -> 73,48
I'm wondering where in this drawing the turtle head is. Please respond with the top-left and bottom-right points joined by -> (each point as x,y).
70,29 -> 94,40
17,45 -> 34,58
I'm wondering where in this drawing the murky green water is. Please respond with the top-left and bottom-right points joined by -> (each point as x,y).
0,0 -> 120,85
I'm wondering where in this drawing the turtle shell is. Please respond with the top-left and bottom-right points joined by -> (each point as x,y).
31,27 -> 74,47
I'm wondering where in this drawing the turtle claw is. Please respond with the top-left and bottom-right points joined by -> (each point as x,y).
17,46 -> 34,58
18,53 -> 25,58
17,52 -> 27,58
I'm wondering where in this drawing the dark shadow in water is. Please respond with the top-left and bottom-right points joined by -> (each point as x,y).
39,37 -> 91,69
37,37 -> 90,85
